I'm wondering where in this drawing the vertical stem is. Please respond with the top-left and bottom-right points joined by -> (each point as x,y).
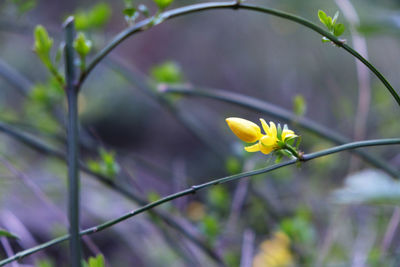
64,16 -> 82,267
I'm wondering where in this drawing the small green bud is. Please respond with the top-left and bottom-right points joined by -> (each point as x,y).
73,32 -> 92,58
153,0 -> 174,11
33,25 -> 53,65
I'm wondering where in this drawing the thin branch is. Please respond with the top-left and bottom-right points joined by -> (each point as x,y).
78,1 -> 400,106
0,121 -> 224,264
162,86 -> 400,178
0,238 -> 19,267
0,58 -> 32,96
240,229 -> 255,267
381,207 -> 400,254
0,155 -> 102,257
63,16 -> 81,266
1,138 -> 399,265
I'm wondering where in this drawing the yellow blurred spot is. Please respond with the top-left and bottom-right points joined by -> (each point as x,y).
253,231 -> 293,267
186,201 -> 205,221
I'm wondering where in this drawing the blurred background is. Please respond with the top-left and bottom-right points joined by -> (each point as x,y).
0,0 -> 399,266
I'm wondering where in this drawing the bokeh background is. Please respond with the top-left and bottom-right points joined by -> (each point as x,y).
0,0 -> 399,266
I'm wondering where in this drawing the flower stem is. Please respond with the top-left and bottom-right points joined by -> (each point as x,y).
283,143 -> 303,160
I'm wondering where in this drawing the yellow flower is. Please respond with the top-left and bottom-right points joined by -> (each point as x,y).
253,231 -> 293,267
226,117 -> 297,155
226,117 -> 262,143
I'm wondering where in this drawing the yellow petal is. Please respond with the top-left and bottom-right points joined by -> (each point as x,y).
282,129 -> 297,141
244,143 -> 261,152
269,121 -> 277,137
226,117 -> 261,143
260,118 -> 271,135
260,144 -> 274,155
260,135 -> 277,147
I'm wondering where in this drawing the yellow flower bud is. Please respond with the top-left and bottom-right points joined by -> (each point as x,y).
226,117 -> 262,143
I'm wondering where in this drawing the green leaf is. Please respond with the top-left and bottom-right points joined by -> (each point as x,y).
326,16 -> 333,31
88,254 -> 105,267
123,7 -> 137,17
153,0 -> 174,11
0,229 -> 19,239
293,94 -> 306,116
334,23 -> 345,36
318,10 -> 329,27
150,61 -> 184,84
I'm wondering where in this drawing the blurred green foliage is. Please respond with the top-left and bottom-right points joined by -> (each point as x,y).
153,0 -> 174,11
87,148 -> 120,179
225,156 -> 242,174
150,61 -> 184,84
83,254 -> 105,267
201,215 -> 220,244
9,0 -> 36,14
75,3 -> 111,31
30,79 -> 64,107
293,94 -> 306,117
207,185 -> 230,214
35,259 -> 54,267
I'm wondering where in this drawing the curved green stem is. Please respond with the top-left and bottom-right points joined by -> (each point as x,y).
79,1 -> 400,106
282,143 -> 303,160
162,86 -> 400,178
1,138 -> 399,266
